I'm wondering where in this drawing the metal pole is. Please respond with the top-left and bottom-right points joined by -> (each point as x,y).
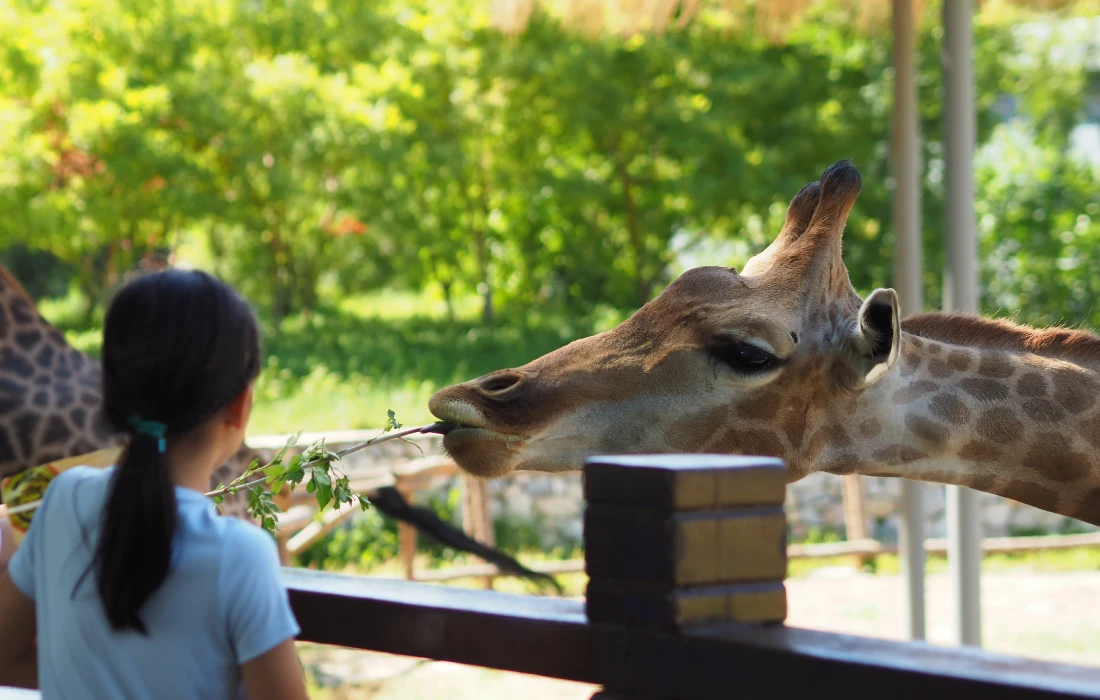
943,0 -> 983,648
891,0 -> 926,643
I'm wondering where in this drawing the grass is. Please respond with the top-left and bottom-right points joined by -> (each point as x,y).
40,287 -> 630,435
788,546 -> 1100,579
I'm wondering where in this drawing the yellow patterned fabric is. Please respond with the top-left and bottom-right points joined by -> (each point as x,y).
1,447 -> 122,546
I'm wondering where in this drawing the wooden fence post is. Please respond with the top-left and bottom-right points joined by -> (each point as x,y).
582,454 -> 789,700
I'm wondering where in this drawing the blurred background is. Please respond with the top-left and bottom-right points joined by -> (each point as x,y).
1,0 -> 1099,696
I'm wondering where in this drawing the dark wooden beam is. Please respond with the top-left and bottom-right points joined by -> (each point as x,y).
285,567 -> 1100,699
284,568 -> 599,684
595,623 -> 1100,699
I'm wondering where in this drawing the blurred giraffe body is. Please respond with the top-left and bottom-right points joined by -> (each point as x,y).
0,265 -> 254,536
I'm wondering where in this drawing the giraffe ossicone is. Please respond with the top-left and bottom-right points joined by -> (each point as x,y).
429,159 -> 1100,526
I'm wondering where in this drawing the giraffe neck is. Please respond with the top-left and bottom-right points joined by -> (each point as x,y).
811,331 -> 1100,526
0,274 -> 117,478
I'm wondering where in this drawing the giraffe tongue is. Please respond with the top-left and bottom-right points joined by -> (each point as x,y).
420,422 -> 459,435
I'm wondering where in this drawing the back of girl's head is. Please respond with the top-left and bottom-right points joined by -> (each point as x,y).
94,269 -> 260,633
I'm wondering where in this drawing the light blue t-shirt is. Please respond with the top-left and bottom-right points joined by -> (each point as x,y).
8,466 -> 300,699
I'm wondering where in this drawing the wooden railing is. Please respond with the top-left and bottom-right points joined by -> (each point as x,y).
287,454 -> 1100,699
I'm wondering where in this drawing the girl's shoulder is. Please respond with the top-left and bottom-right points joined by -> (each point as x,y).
46,465 -> 115,507
217,517 -> 281,565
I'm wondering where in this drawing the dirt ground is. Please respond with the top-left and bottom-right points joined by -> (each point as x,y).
298,567 -> 1100,699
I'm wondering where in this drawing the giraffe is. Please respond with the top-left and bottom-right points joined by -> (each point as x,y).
0,264 -> 253,520
428,159 -> 1100,527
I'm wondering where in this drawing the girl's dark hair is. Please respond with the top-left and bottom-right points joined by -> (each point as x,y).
91,269 -> 260,633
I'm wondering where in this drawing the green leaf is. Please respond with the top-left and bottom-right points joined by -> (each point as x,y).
286,454 -> 306,485
358,495 -> 371,511
384,409 -> 402,432
306,479 -> 316,494
316,483 -> 332,510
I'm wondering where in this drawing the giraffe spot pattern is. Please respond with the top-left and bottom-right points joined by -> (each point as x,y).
905,415 -> 949,451
899,349 -> 923,377
0,347 -> 35,378
12,412 -> 38,464
732,429 -> 786,458
930,393 -> 970,424
1001,479 -> 1061,513
34,343 -> 55,370
969,474 -> 998,492
0,429 -> 17,471
55,386 -> 74,409
873,445 -> 927,464
14,330 -> 41,352
1021,398 -> 1067,424
805,428 -> 831,463
948,349 -> 975,372
928,358 -> 955,378
780,413 -> 808,449
892,380 -> 937,405
959,441 -> 1001,463
828,424 -> 852,447
818,452 -> 865,475
1022,434 -> 1091,483
41,415 -> 71,447
1016,372 -> 1048,398
957,377 -> 1011,402
1074,487 -> 1100,525
737,391 -> 781,421
9,299 -> 34,325
31,391 -> 48,409
977,354 -> 1015,379
859,418 -> 881,438
1052,369 -> 1098,414
671,405 -> 728,451
975,409 -> 1023,445
1080,416 -> 1100,450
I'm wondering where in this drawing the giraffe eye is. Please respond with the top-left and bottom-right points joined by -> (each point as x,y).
707,340 -> 779,374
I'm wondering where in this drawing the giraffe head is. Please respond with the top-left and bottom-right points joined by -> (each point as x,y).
429,160 -> 901,479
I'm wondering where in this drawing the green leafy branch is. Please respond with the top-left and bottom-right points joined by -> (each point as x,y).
207,409 -> 437,535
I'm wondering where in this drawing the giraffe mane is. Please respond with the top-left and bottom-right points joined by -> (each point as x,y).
0,264 -> 39,311
901,312 -> 1100,366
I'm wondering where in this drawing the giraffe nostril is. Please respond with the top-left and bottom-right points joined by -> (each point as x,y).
477,372 -> 524,396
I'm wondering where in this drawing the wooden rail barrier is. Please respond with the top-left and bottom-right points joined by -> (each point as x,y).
286,454 -> 1100,699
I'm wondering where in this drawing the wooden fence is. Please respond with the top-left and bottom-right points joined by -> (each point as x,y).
287,454 -> 1100,699
258,431 -> 1100,588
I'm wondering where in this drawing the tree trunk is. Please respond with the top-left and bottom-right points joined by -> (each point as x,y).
613,146 -> 648,307
440,277 -> 455,322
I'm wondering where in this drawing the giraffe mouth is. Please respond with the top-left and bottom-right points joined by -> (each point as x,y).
428,402 -> 529,445
443,426 -> 527,444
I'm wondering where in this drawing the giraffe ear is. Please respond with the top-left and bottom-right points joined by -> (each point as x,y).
839,288 -> 900,389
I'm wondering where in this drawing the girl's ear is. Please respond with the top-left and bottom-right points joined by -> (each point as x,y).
225,384 -> 254,429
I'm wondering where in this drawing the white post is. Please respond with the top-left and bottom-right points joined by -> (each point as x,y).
891,0 -> 926,642
943,0 -> 983,648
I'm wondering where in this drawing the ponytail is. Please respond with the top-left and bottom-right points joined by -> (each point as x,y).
78,268 -> 261,635
95,425 -> 178,634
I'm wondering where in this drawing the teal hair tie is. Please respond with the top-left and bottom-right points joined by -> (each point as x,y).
128,415 -> 167,453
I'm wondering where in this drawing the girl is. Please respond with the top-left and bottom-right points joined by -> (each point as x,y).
0,270 -> 308,699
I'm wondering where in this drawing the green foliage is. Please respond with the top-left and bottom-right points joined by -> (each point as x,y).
1,0 -> 1096,331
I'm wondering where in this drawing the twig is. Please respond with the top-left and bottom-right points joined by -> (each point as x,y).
5,422 -> 455,518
